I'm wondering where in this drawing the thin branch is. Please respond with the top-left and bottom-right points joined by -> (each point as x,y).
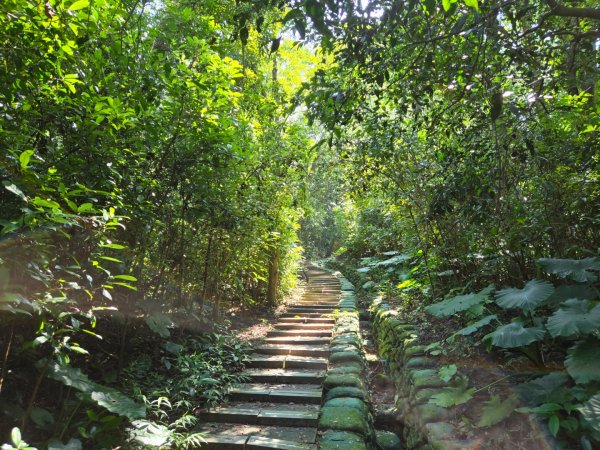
544,0 -> 600,20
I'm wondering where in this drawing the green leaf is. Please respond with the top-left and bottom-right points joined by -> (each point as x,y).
516,372 -> 570,405
99,256 -> 123,263
145,313 -> 173,338
548,415 -> 560,436
495,279 -> 554,311
463,0 -> 479,10
3,181 -> 27,201
68,0 -> 90,11
113,274 -> 137,281
101,243 -> 126,250
578,393 -> 600,435
546,284 -> 598,308
91,391 -> 146,420
11,427 -> 22,445
438,364 -> 457,382
30,406 -> 55,429
442,0 -> 452,11
487,322 -> 546,348
546,299 -> 600,337
477,395 -> 519,427
429,376 -> 475,407
452,314 -> 497,336
19,150 -> 34,170
565,339 -> 600,384
538,257 -> 600,283
77,203 -> 95,213
48,362 -> 145,419
426,286 -> 492,317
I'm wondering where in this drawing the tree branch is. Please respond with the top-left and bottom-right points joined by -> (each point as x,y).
544,0 -> 600,20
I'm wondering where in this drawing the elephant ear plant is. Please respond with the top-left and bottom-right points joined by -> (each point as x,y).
424,257 -> 600,448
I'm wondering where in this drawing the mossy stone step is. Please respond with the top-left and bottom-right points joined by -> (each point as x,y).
275,323 -> 333,330
246,355 -> 328,370
264,337 -> 330,346
255,345 -> 330,357
267,330 -> 332,338
278,317 -> 335,324
229,388 -> 322,404
197,423 -> 318,448
200,407 -> 318,427
280,312 -> 334,318
247,436 -> 314,450
244,368 -> 326,384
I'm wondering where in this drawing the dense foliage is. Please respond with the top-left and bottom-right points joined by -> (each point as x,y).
0,0 -> 319,446
1,0 -> 598,447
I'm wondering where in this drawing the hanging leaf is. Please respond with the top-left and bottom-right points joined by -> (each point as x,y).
578,393 -> 600,435
538,257 -> 600,283
452,314 -> 497,337
438,364 -> 457,382
429,376 -> 476,407
19,150 -> 35,170
565,339 -> 600,384
487,322 -> 545,348
426,285 -> 492,317
477,395 -> 519,427
495,279 -> 554,312
546,299 -> 600,337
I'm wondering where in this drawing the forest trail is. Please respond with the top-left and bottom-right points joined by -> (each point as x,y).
197,268 -> 340,449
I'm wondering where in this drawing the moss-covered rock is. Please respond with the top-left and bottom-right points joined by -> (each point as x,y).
325,386 -> 367,401
319,406 -> 370,436
331,334 -> 362,347
405,357 -> 436,369
320,431 -> 366,450
324,373 -> 365,390
324,397 -> 370,415
330,351 -> 364,365
376,431 -> 403,450
328,363 -> 364,375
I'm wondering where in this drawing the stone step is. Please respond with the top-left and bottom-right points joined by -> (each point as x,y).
267,329 -> 332,338
255,345 -> 330,357
243,368 -> 325,384
286,308 -> 335,315
280,312 -> 333,318
264,336 -> 330,345
199,406 -> 318,427
278,317 -> 335,324
197,424 -> 317,449
228,384 -> 322,403
246,354 -> 328,370
274,323 -> 333,330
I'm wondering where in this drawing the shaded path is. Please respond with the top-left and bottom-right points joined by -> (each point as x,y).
198,268 -> 340,449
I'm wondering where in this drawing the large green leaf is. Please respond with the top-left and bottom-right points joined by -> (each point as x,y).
565,339 -> 600,384
452,314 -> 497,337
578,394 -> 600,435
48,362 -> 145,420
495,279 -> 554,311
515,372 -> 570,405
546,299 -> 600,337
426,285 -> 492,318
477,395 -> 519,428
538,257 -> 600,283
428,376 -> 475,407
487,322 -> 545,348
546,284 -> 598,309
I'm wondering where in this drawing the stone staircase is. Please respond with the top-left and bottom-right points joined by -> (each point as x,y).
197,269 -> 340,450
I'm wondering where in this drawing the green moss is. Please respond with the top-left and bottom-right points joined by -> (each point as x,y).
324,373 -> 365,390
319,406 -> 369,436
331,334 -> 361,347
404,357 -> 436,369
328,363 -> 363,375
330,351 -> 364,365
325,386 -> 367,401
324,397 -> 369,415
320,431 -> 366,450
376,431 -> 403,450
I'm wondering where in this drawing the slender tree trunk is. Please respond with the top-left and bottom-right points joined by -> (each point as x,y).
267,246 -> 280,305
